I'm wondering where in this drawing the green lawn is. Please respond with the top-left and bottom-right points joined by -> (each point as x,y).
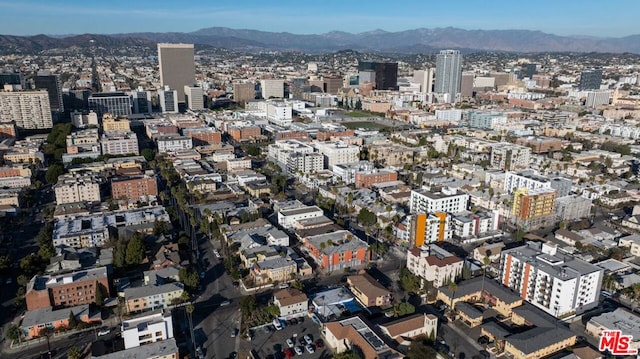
345,110 -> 372,118
342,121 -> 389,130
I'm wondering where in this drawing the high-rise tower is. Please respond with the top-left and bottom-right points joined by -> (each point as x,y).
157,43 -> 195,103
435,50 -> 462,103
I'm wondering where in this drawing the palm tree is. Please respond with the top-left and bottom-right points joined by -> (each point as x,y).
186,304 -> 196,353
602,274 -> 616,292
480,250 -> 492,300
448,281 -> 458,309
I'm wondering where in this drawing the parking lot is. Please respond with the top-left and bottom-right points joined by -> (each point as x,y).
248,317 -> 331,359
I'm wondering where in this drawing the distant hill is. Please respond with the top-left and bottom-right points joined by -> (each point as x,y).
2,27 -> 640,54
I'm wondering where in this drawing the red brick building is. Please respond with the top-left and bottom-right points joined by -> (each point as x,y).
228,126 -> 261,142
25,267 -> 110,310
355,170 -> 398,189
0,123 -> 16,139
111,175 -> 158,200
317,129 -> 355,141
182,128 -> 222,146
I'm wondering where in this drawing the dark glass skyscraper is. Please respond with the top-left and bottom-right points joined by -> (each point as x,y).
579,68 -> 603,90
357,61 -> 398,90
34,71 -> 64,113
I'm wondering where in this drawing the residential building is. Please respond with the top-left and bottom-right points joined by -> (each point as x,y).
409,187 -> 469,214
355,169 -> 397,189
25,267 -> 110,310
0,122 -> 16,139
504,171 -> 552,195
313,141 -> 360,169
500,242 -> 603,318
88,92 -> 132,118
273,288 -> 309,318
585,90 -> 611,108
102,114 -> 131,132
156,135 -> 193,153
347,274 -> 392,307
512,187 -> 557,229
407,244 -> 464,288
124,282 -> 185,314
158,86 -> 179,113
324,316 -> 401,359
618,235 -> 640,257
54,172 -> 102,204
556,195 -> 592,221
472,242 -> 505,263
93,338 -> 178,359
410,212 -> 450,246
101,131 -> 139,156
378,313 -> 438,342
304,230 -> 370,273
435,50 -> 462,103
586,308 -> 640,354
286,152 -> 325,175
268,139 -> 315,167
413,68 -> 434,93
181,127 -> 221,146
468,111 -> 507,130
70,111 -> 98,128
277,205 -> 324,229
233,82 -> 255,104
227,125 -> 261,142
111,175 -> 158,201
250,257 -> 297,285
158,43 -> 195,101
21,304 -> 99,339
0,90 -> 53,129
266,100 -> 293,127
260,79 -> 285,99
130,88 -> 152,114
490,143 -> 531,171
122,310 -> 174,349
450,211 -> 500,241
184,85 -> 204,110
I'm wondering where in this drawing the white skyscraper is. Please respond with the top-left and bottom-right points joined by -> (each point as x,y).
435,50 -> 463,103
184,85 -> 204,111
413,68 -> 434,93
158,86 -> 178,113
260,79 -> 285,99
0,90 -> 53,129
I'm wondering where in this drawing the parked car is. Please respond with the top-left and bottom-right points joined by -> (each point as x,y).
305,344 -> 315,354
230,328 -> 239,337
303,335 -> 313,345
286,338 -> 294,348
97,327 -> 110,336
273,319 -> 283,331
294,347 -> 303,356
5,278 -> 12,285
220,299 -> 231,306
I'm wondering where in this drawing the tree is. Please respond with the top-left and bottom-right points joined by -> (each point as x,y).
6,324 -> 20,342
333,350 -> 364,359
95,281 -> 107,307
448,281 -> 458,308
125,233 -> 146,265
179,268 -> 200,290
153,220 -> 170,236
357,208 -> 377,227
398,266 -> 420,292
68,310 -> 79,329
45,164 -> 64,185
141,148 -> 155,162
267,304 -> 280,317
67,346 -> 81,359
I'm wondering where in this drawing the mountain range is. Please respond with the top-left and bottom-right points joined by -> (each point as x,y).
1,27 -> 640,54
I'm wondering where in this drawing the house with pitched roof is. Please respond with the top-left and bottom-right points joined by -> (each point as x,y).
406,244 -> 463,288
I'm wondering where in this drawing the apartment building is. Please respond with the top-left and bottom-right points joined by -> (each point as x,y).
347,274 -> 392,307
124,282 -> 185,314
181,127 -> 222,146
260,79 -> 285,99
54,172 -> 102,205
250,257 -> 297,285
0,90 -> 53,129
304,230 -> 370,273
555,195 -> 592,221
102,114 -> 131,132
409,187 -> 469,214
122,310 -> 174,349
450,211 -> 500,241
379,313 -> 438,342
70,111 -> 98,129
21,304 -> 99,339
411,212 -> 450,246
66,128 -> 100,154
512,187 -> 557,229
94,338 -> 178,359
101,131 -> 139,156
268,139 -> 314,166
183,85 -> 204,110
490,143 -> 531,171
406,244 -> 464,288
499,242 -> 603,318
277,205 -> 324,229
286,152 -> 325,174
586,309 -> 640,354
227,125 -> 261,142
325,316 -> 401,359
88,92 -> 132,118
355,169 -> 397,189
25,267 -> 110,310
313,141 -> 360,169
156,135 -> 193,153
111,175 -> 158,201
467,111 -> 508,130
273,288 -> 309,318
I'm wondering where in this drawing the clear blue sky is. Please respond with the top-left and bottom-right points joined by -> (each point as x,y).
0,0 -> 637,37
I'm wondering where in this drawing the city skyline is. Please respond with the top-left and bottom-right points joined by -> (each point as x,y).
0,0 -> 638,38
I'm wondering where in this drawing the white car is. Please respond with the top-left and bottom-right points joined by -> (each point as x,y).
305,344 -> 315,354
286,338 -> 294,348
294,346 -> 303,356
97,328 -> 110,336
213,249 -> 221,258
303,335 -> 312,345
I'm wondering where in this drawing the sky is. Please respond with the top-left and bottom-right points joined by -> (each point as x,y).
0,0 -> 638,38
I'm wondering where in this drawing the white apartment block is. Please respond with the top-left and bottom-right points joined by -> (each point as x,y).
267,101 -> 293,127
226,158 -> 252,171
555,195 -> 592,221
499,242 -> 603,318
503,171 -> 552,195
277,205 -> 324,229
124,282 -> 185,314
332,161 -> 375,185
286,152 -> 325,174
158,86 -> 179,113
313,142 -> 360,169
260,79 -> 285,99
273,288 -> 309,318
618,235 -> 640,257
0,176 -> 31,189
122,310 -> 174,349
70,111 -> 98,128
599,124 -> 640,140
467,111 -> 508,130
409,187 -> 469,214
156,135 -> 193,153
0,90 -> 53,129
101,131 -> 140,156
184,85 -> 204,111
54,172 -> 101,205
435,109 -> 462,122
450,211 -> 499,240
407,244 -> 464,288
267,139 -> 315,166
585,90 -> 611,108
490,143 -> 531,171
